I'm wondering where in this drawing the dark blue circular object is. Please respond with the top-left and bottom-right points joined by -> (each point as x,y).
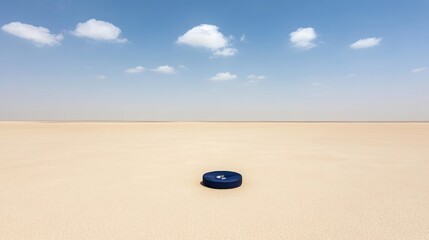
202,171 -> 242,189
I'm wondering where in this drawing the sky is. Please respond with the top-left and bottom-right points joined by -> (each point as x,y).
0,0 -> 428,121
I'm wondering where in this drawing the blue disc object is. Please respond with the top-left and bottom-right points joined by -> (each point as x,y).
202,171 -> 242,189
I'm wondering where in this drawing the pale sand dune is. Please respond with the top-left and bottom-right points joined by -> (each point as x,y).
0,122 -> 428,239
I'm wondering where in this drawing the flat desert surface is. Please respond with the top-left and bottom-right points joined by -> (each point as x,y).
0,122 -> 428,239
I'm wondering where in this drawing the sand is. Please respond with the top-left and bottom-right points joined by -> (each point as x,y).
0,122 -> 428,239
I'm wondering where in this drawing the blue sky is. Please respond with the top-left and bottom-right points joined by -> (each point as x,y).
1,0 -> 428,121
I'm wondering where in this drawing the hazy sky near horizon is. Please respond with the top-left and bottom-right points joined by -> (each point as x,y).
1,0 -> 428,121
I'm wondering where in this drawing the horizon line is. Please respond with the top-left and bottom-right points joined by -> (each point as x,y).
1,120 -> 429,123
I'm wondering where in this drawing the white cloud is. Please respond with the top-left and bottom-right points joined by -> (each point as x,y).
177,24 -> 227,50
246,74 -> 266,85
1,22 -> 63,46
125,66 -> 145,73
247,74 -> 266,80
213,47 -> 238,56
97,75 -> 107,80
350,37 -> 381,49
240,34 -> 246,42
177,24 -> 237,57
411,67 -> 426,73
152,65 -> 176,74
210,72 -> 237,81
290,27 -> 317,49
73,19 -> 127,42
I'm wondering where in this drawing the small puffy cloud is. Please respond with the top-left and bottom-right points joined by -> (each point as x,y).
97,75 -> 107,80
290,27 -> 317,49
247,74 -> 266,80
177,24 -> 237,57
350,37 -> 381,49
210,72 -> 237,81
213,47 -> 238,56
411,67 -> 426,73
125,66 -> 145,73
246,74 -> 266,85
152,65 -> 176,74
177,24 -> 227,49
73,19 -> 127,42
1,22 -> 63,46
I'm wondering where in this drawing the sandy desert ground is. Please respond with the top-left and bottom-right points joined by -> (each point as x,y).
0,122 -> 428,239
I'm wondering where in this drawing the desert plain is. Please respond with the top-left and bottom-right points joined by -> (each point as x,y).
0,122 -> 428,239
